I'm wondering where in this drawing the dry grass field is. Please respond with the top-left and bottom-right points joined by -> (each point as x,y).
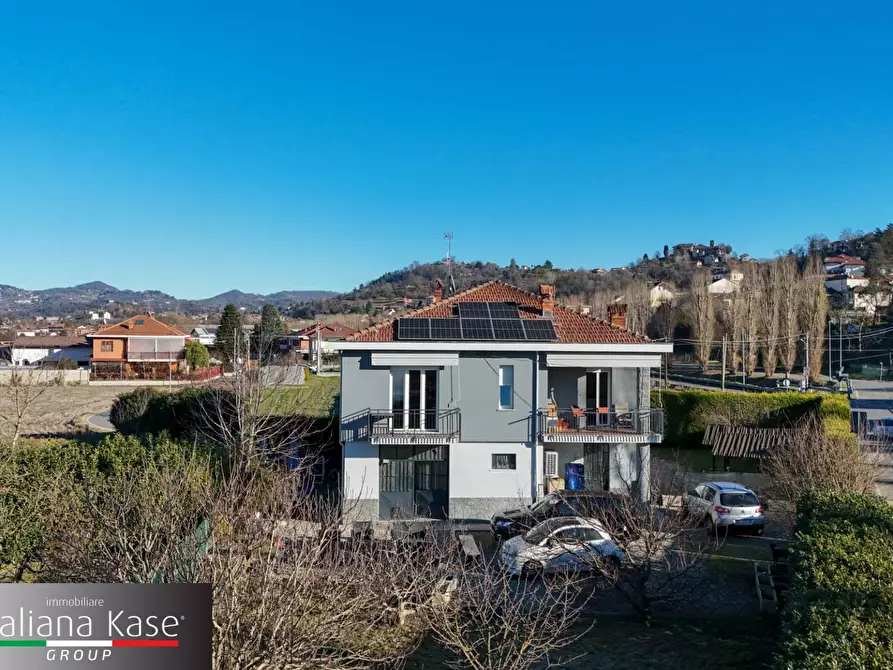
0,385 -> 123,440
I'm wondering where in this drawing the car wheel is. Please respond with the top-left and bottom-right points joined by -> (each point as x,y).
521,560 -> 544,578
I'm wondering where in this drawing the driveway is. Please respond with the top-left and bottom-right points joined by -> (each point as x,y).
850,380 -> 893,500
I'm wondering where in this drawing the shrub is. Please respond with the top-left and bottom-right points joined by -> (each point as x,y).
185,340 -> 210,369
651,390 -> 848,449
53,357 -> 79,370
775,491 -> 893,669
109,387 -> 159,434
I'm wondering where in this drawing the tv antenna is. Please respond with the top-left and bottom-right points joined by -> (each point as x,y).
444,232 -> 456,296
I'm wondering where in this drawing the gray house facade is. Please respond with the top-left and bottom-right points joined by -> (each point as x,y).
334,281 -> 671,522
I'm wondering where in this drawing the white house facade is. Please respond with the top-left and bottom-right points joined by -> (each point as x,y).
333,281 -> 672,522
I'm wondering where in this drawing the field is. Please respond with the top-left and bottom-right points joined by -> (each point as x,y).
261,375 -> 340,417
0,384 -> 124,440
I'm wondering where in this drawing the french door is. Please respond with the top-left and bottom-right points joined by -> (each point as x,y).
391,369 -> 438,431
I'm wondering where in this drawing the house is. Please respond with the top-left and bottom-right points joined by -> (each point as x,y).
294,322 -> 359,355
191,326 -> 218,347
727,268 -> 744,283
2,336 -> 90,367
88,311 -> 112,323
649,282 -> 676,307
823,255 -> 865,278
825,274 -> 869,294
87,315 -> 189,379
332,281 -> 672,522
707,278 -> 737,294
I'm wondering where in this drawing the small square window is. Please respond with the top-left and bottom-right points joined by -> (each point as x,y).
135,319 -> 145,326
498,365 -> 514,410
492,453 -> 516,470
100,340 -> 114,353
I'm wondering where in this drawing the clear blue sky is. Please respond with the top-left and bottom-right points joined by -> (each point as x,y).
1,2 -> 891,298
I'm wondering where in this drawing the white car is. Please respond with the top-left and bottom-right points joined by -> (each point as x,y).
683,481 -> 764,534
498,516 -> 624,577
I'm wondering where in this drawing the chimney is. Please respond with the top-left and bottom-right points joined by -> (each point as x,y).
539,284 -> 555,318
608,305 -> 627,329
433,279 -> 443,304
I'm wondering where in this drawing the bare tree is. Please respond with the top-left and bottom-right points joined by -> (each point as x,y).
0,365 -> 63,447
623,281 -> 652,336
653,297 -> 679,342
801,256 -> 829,381
777,255 -> 801,378
589,289 -> 614,323
741,265 -> 761,376
757,260 -> 783,377
721,285 -> 746,373
686,270 -> 715,372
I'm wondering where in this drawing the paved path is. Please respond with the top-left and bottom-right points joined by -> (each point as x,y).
850,380 -> 893,500
87,410 -> 114,432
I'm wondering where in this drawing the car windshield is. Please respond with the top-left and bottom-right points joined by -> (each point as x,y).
720,492 -> 759,507
529,495 -> 556,513
523,518 -> 569,545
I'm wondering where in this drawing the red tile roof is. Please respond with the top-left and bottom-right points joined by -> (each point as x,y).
90,315 -> 187,337
347,281 -> 649,344
825,255 -> 864,265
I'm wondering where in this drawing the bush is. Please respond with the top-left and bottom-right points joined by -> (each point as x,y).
651,390 -> 848,449
185,340 -> 210,369
775,491 -> 893,669
109,388 -> 159,434
53,357 -> 79,370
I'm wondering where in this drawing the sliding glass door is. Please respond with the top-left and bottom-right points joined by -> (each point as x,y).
391,369 -> 438,431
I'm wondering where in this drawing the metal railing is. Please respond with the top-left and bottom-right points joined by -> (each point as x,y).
126,351 -> 184,361
538,407 -> 664,436
367,408 -> 461,442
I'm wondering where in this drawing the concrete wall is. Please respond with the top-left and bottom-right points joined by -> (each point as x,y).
342,441 -> 380,522
0,369 -> 89,385
449,441 -> 533,519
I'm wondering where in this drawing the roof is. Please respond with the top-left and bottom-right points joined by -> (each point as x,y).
703,423 -> 794,459
346,280 -> 649,344
9,336 -> 88,348
191,327 -> 217,336
296,322 -> 359,338
707,481 -> 756,492
90,315 -> 187,338
825,255 -> 865,265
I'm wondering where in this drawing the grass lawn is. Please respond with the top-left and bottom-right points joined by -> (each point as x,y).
261,375 -> 340,417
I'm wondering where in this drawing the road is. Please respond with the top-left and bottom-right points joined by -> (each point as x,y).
88,410 -> 114,432
849,380 -> 893,501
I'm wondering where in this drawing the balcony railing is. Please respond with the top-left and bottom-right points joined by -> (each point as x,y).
538,407 -> 664,442
126,351 -> 184,362
341,408 -> 461,444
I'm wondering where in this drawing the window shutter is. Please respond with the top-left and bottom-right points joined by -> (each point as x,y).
544,451 -> 559,478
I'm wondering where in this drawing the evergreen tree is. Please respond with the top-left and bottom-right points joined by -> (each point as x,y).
217,304 -> 243,369
254,304 -> 285,359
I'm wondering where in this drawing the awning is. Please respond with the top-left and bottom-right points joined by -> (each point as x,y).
704,423 -> 793,459
370,352 -> 459,367
545,353 -> 661,368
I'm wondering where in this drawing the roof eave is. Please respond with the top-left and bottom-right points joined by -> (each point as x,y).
332,341 -> 673,353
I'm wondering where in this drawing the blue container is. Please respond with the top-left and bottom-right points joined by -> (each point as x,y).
565,463 -> 585,490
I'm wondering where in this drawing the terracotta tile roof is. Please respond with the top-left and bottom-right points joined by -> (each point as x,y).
347,281 -> 649,344
825,255 -> 864,265
10,336 -> 88,348
90,315 -> 188,338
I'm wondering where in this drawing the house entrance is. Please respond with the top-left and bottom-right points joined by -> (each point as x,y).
379,445 -> 449,520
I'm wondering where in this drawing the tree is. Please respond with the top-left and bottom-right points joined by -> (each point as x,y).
217,304 -> 243,370
686,270 -> 715,372
624,281 -> 652,336
757,261 -> 783,377
802,256 -> 829,381
0,366 -> 59,448
543,260 -> 553,269
184,340 -> 210,369
741,265 -> 761,376
778,256 -> 801,378
253,303 -> 284,360
663,245 -> 670,259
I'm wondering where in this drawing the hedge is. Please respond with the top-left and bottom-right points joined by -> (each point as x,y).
775,491 -> 893,669
651,390 -> 851,449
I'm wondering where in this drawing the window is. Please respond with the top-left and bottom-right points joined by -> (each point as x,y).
702,487 -> 716,503
135,319 -> 145,326
391,369 -> 438,430
720,492 -> 759,507
498,365 -> 514,409
492,453 -> 516,470
100,340 -> 114,353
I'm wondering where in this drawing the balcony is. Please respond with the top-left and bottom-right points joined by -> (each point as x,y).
341,409 -> 461,445
125,351 -> 184,362
538,407 -> 664,443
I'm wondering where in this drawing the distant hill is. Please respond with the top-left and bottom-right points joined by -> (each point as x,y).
0,281 -> 337,318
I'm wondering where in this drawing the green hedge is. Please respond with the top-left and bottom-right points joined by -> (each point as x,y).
775,491 -> 893,669
651,390 -> 851,449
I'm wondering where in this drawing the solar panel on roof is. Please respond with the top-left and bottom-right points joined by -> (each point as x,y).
488,303 -> 521,319
397,318 -> 431,340
430,318 -> 462,340
491,319 -> 526,340
522,320 -> 557,340
460,318 -> 494,340
457,302 -> 491,318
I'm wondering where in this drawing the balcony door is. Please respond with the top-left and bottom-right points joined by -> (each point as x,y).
391,369 -> 438,431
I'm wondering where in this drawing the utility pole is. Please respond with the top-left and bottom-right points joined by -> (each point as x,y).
444,232 -> 455,296
741,336 -> 746,386
316,323 -> 322,373
839,316 -> 843,376
805,333 -> 810,389
721,336 -> 726,391
828,319 -> 832,380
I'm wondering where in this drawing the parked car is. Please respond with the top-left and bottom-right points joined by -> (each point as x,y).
865,417 -> 893,443
498,516 -> 623,577
491,490 -> 639,542
682,481 -> 764,534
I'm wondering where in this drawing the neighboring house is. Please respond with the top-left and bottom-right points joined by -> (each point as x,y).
649,282 -> 676,307
707,278 -> 737,294
727,269 -> 744,283
823,255 -> 865,277
3,336 -> 90,367
825,274 -> 869,294
333,281 -> 672,522
191,326 -> 218,347
88,311 -> 112,323
295,322 -> 359,355
88,315 -> 189,379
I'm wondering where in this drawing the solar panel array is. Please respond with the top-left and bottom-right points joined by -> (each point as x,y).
397,301 -> 558,341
